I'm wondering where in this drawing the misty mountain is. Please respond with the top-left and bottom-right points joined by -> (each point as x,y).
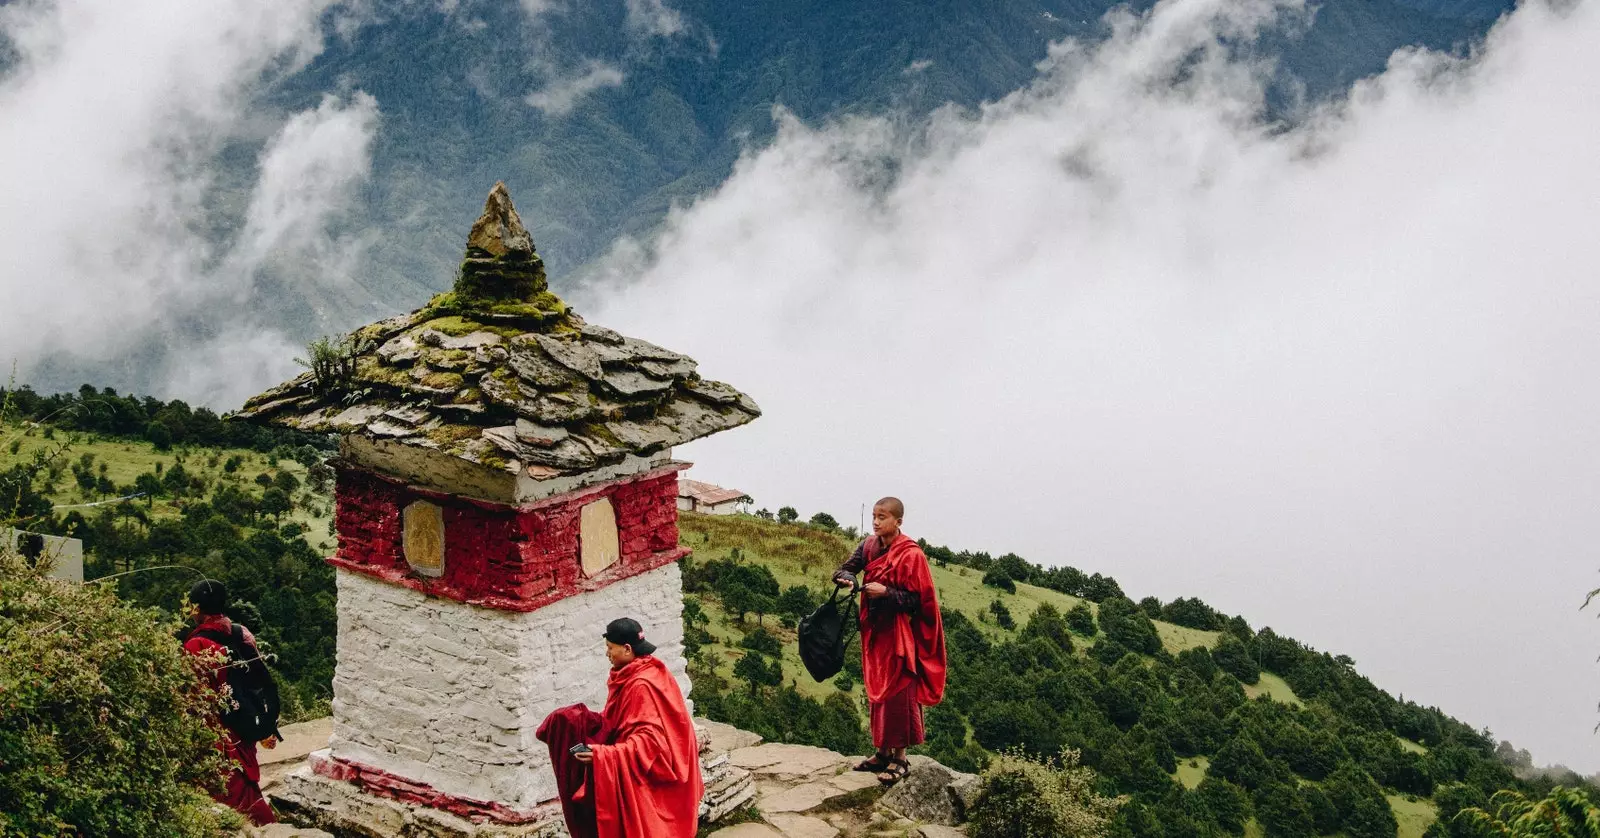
266,0 -> 1499,315
10,0 -> 1505,401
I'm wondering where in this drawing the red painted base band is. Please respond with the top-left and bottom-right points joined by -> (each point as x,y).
327,545 -> 692,612
309,751 -> 560,825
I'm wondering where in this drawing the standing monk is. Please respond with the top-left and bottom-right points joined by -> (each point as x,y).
536,618 -> 704,838
833,497 -> 946,786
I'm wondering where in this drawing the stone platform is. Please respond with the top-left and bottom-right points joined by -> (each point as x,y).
263,717 -> 756,837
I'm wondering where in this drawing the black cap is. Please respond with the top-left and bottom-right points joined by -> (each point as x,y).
603,618 -> 657,656
189,579 -> 228,615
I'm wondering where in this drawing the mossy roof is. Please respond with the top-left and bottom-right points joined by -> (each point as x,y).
232,183 -> 759,477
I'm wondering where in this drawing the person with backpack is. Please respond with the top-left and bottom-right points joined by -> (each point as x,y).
182,579 -> 281,826
832,497 -> 947,786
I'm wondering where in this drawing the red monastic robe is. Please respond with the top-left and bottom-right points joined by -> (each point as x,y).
860,535 -> 947,719
538,655 -> 702,838
182,615 -> 277,826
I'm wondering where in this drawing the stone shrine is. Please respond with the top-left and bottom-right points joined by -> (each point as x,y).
235,183 -> 759,835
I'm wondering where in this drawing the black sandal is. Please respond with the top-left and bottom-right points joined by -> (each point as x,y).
854,752 -> 891,773
877,758 -> 911,786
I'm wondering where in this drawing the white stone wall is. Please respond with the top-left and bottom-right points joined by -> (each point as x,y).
330,564 -> 689,811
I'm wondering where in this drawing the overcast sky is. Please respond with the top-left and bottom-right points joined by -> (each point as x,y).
586,0 -> 1600,769
3,0 -> 1599,770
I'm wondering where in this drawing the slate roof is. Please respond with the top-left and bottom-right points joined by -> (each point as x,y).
677,479 -> 752,507
233,183 -> 759,477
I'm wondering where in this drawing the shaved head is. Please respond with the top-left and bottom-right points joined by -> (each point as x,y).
875,497 -> 904,519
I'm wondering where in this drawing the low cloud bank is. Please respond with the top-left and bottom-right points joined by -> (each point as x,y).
588,0 -> 1600,768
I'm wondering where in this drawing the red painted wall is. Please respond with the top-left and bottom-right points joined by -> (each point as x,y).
331,463 -> 689,611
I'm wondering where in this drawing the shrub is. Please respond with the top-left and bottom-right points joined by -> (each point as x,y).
1066,602 -> 1097,636
0,553 -> 234,836
968,748 -> 1124,838
983,567 -> 1017,593
740,626 -> 784,657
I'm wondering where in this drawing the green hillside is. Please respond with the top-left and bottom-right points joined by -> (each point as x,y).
674,512 -> 1580,838
2,395 -> 1592,838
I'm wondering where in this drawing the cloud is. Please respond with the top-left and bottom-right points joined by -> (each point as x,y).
624,0 -> 684,38
525,60 -> 626,115
586,0 -> 1600,769
0,1 -> 379,407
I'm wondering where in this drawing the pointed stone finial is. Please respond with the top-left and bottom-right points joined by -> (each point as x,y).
467,182 -> 535,259
456,182 -> 547,300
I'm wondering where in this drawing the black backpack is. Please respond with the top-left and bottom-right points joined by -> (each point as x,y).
798,585 -> 859,682
190,624 -> 281,744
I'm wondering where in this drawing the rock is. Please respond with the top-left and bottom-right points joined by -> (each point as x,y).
709,824 -> 785,838
879,756 -> 978,827
601,368 -> 677,399
759,782 -> 837,814
245,825 -> 335,838
532,334 -> 603,380
466,182 -> 535,259
948,773 -> 980,818
732,743 -> 853,780
765,812 -> 840,838
505,341 -> 578,389
698,718 -> 764,754
918,826 -> 967,838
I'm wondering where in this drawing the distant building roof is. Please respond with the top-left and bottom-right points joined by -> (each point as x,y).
677,479 -> 751,506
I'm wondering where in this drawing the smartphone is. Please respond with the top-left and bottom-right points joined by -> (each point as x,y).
569,743 -> 592,755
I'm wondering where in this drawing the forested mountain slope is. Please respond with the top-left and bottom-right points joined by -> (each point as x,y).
2,383 -> 1584,838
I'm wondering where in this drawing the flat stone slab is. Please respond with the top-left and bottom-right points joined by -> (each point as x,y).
708,824 -> 785,838
263,718 -> 333,766
699,717 -> 764,754
241,826 -> 335,838
732,744 -> 853,779
919,826 -> 967,838
760,782 -> 836,814
827,771 -> 881,793
765,812 -> 840,838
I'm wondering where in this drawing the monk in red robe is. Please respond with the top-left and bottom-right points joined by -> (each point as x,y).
833,497 -> 946,786
180,579 -> 278,826
536,618 -> 703,838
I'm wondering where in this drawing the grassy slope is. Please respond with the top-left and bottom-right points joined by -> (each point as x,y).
4,431 -> 335,554
1175,756 -> 1212,790
1389,794 -> 1440,838
1244,672 -> 1304,706
677,512 -> 1224,701
681,513 -> 1433,832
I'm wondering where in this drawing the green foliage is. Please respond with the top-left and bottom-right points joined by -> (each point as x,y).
984,567 -> 1018,593
740,626 -> 783,657
0,554 -> 234,836
990,598 -> 1016,629
1022,603 -> 1075,655
1098,598 -> 1163,655
968,748 -> 1124,838
1197,777 -> 1254,833
1067,601 -> 1098,636
733,650 -> 783,693
808,512 -> 839,530
294,335 -> 360,396
1255,781 -> 1316,838
1213,634 -> 1261,685
1326,765 -> 1400,838
1452,787 -> 1600,838
777,506 -> 798,524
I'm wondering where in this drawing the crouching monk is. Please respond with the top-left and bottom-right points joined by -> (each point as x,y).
536,618 -> 703,838
833,497 -> 947,786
